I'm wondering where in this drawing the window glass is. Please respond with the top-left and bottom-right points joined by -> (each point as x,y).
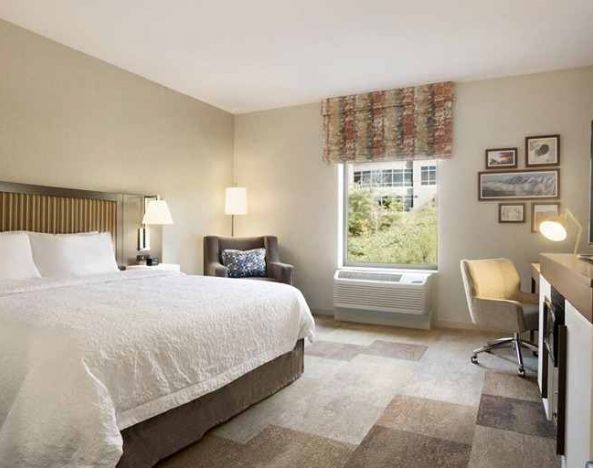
344,161 -> 437,267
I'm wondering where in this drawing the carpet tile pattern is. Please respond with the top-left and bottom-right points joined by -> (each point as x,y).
477,394 -> 556,438
159,317 -> 559,468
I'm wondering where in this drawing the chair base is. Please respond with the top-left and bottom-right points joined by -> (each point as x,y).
470,333 -> 538,377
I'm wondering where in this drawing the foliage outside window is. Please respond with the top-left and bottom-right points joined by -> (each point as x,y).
345,161 -> 438,267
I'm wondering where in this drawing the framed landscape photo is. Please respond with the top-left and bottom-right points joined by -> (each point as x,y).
525,135 -> 560,167
478,169 -> 560,201
532,202 -> 561,233
485,148 -> 518,169
498,203 -> 525,223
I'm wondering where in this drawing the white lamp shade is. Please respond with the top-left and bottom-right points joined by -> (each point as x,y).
539,220 -> 567,242
225,187 -> 248,215
142,200 -> 174,225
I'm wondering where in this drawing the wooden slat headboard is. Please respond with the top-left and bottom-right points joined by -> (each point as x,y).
0,181 -> 125,264
0,193 -> 118,238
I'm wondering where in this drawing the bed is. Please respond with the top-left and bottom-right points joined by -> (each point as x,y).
0,182 -> 315,468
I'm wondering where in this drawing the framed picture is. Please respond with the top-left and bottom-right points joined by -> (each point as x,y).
499,203 -> 525,223
478,169 -> 560,201
525,135 -> 560,167
485,148 -> 518,169
532,202 -> 561,233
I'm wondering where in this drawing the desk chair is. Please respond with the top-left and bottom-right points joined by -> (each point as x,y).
460,258 -> 538,376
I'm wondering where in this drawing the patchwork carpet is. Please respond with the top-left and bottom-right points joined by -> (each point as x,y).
158,317 -> 558,468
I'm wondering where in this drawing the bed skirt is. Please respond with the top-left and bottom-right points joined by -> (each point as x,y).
117,339 -> 305,467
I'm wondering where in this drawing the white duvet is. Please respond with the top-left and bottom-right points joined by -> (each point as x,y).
0,271 -> 315,468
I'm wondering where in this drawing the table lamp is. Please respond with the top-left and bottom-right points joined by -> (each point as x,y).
137,199 -> 173,263
539,209 -> 582,255
225,187 -> 247,237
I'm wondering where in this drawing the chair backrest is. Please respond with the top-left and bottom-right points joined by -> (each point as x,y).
217,236 -> 266,252
460,258 -> 521,323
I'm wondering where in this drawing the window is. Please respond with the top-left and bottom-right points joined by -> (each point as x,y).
421,165 -> 437,185
344,161 -> 438,267
352,168 -> 413,188
393,169 -> 413,187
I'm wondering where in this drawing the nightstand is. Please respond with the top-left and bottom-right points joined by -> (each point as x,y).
126,263 -> 181,273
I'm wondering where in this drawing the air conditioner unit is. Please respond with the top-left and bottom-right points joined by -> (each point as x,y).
333,269 -> 435,329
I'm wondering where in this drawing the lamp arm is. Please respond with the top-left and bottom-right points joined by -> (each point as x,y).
565,209 -> 583,255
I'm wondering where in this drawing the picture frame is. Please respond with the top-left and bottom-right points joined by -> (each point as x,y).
525,135 -> 560,167
499,203 -> 526,223
485,148 -> 518,169
478,168 -> 560,201
531,202 -> 561,233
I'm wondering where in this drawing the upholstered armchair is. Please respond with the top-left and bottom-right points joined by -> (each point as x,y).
460,258 -> 538,376
203,236 -> 294,285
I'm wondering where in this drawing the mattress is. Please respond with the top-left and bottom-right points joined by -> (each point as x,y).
0,271 -> 315,467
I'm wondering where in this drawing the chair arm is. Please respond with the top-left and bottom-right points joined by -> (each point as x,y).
472,297 -> 528,332
268,261 -> 294,285
205,262 -> 229,278
515,290 -> 538,305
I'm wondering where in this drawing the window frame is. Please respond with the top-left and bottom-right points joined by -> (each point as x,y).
342,163 -> 438,270
421,165 -> 437,186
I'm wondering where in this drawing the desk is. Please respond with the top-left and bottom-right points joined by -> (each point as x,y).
538,254 -> 593,467
531,262 -> 540,293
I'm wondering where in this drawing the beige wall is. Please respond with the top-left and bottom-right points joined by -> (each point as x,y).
0,20 -> 234,274
234,67 -> 593,325
234,104 -> 338,311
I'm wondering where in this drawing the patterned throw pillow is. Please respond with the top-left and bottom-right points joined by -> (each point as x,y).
221,248 -> 267,278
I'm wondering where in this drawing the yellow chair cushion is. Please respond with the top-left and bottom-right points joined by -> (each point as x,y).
466,258 -> 521,300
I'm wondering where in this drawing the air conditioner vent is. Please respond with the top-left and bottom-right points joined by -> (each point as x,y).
333,269 -> 434,316
337,270 -> 403,282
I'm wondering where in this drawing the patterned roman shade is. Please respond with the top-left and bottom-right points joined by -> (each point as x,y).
322,81 -> 454,163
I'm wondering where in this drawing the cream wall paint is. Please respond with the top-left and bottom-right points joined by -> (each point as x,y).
0,19 -> 234,274
234,67 -> 593,325
234,104 -> 338,312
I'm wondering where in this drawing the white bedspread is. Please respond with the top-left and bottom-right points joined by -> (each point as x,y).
0,271 -> 315,468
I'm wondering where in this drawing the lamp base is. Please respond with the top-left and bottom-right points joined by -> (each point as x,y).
137,227 -> 151,251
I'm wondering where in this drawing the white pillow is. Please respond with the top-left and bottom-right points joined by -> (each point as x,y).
0,232 -> 41,280
29,232 -> 119,278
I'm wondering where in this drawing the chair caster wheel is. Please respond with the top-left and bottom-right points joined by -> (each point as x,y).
470,355 -> 478,365
518,367 -> 526,377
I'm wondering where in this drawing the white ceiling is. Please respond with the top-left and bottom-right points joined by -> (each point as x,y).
1,0 -> 593,113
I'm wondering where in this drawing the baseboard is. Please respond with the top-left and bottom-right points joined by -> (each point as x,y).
334,307 -> 432,330
312,310 -> 512,334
